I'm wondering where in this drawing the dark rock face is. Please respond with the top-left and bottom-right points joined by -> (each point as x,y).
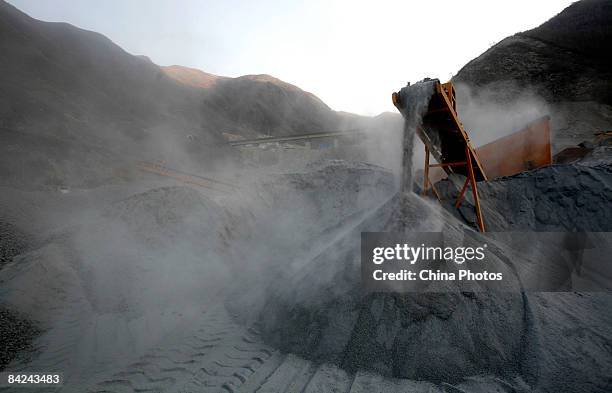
453,0 -> 612,150
522,0 -> 612,65
455,0 -> 612,105
455,35 -> 612,105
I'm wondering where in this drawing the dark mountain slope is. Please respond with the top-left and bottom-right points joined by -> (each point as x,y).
523,0 -> 612,64
454,0 -> 612,150
0,0 -> 378,188
0,0 -> 228,187
163,65 -> 226,89
204,74 -> 342,137
0,1 -> 212,141
163,65 -> 368,137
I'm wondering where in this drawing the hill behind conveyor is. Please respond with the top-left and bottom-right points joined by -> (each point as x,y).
454,0 -> 612,150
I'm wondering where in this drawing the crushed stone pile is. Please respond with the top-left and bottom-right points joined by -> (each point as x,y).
0,220 -> 38,371
0,160 -> 395,385
251,193 -> 531,384
0,306 -> 39,370
245,139 -> 612,391
106,186 -> 227,248
435,160 -> 612,232
250,186 -> 612,391
256,160 -> 395,239
0,221 -> 30,269
245,85 -> 539,385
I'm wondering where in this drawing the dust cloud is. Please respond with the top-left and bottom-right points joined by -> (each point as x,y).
454,82 -> 551,147
0,123 -> 397,386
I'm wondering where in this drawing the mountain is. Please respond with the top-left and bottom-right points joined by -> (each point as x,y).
162,65 -> 226,89
162,66 -> 347,137
0,0 -> 381,189
199,73 -> 344,138
0,0 -> 224,188
454,0 -> 612,150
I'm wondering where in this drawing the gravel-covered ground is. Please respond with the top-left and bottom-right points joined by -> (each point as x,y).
0,219 -> 39,371
435,157 -> 612,232
0,221 -> 29,270
0,306 -> 39,371
0,157 -> 611,392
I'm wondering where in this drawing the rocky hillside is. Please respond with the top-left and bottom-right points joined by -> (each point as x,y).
162,65 -> 226,89
0,0 -> 381,189
162,66 -> 351,138
203,73 -> 343,138
454,0 -> 612,150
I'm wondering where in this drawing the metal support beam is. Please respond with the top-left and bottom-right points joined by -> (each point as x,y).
455,177 -> 470,209
423,146 -> 430,196
422,146 -> 441,201
465,145 -> 486,232
429,161 -> 467,168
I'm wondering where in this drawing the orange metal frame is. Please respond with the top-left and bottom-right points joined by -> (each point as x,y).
422,142 -> 486,232
424,82 -> 486,232
475,116 -> 552,179
394,80 -> 487,232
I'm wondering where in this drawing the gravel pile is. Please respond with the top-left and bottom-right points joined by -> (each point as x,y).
254,193 -> 531,383
0,306 -> 39,370
250,158 -> 612,390
0,221 -> 29,269
435,161 -> 612,232
0,221 -> 38,371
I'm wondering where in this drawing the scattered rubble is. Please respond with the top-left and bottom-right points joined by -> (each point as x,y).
0,306 -> 39,371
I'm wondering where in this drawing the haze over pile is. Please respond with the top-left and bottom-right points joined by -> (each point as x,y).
8,0 -> 574,115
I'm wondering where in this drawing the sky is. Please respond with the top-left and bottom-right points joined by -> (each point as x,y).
9,0 -> 575,116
